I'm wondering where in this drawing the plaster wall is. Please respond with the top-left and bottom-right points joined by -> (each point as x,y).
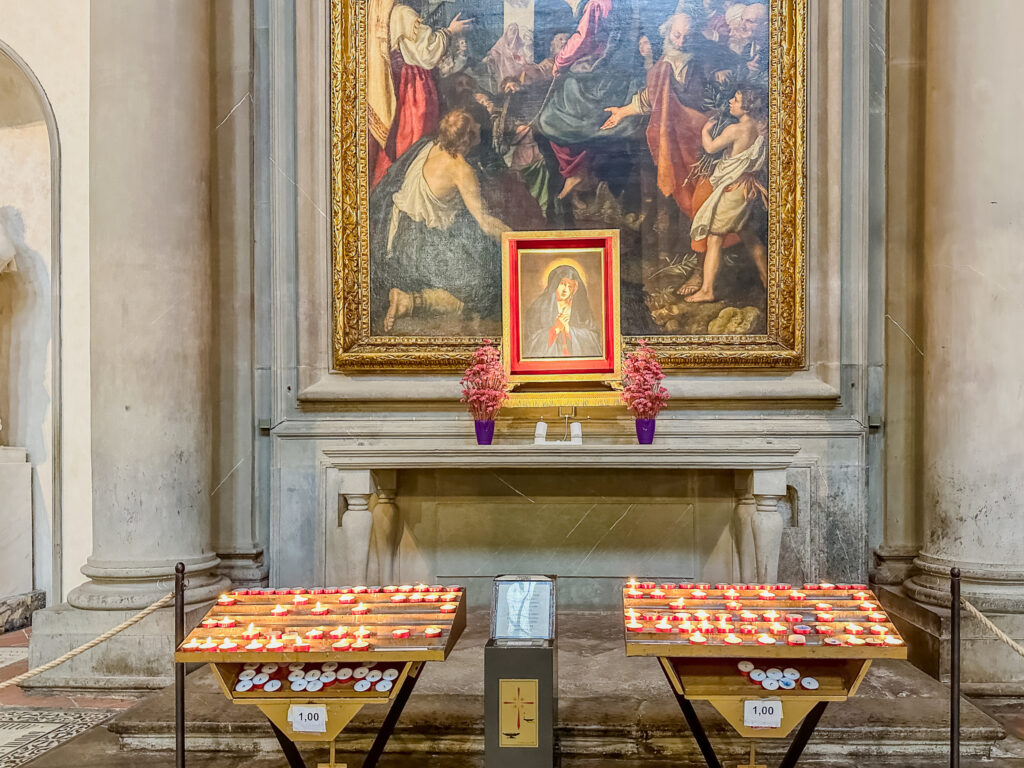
259,1 -> 882,605
0,0 -> 91,601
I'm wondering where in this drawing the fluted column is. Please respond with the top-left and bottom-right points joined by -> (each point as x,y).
903,0 -> 1024,612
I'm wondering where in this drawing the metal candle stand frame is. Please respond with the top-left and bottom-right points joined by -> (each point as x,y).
173,567 -> 461,768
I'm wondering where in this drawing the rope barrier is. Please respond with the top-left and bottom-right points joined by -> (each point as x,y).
0,592 -> 176,690
960,597 -> 1024,661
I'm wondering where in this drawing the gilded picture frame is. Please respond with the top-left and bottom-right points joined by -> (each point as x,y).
501,229 -> 622,385
331,0 -> 806,370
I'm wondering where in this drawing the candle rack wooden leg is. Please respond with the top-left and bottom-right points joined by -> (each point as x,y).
361,662 -> 424,768
735,744 -> 767,768
318,740 -> 347,768
268,718 -> 310,768
776,701 -> 828,768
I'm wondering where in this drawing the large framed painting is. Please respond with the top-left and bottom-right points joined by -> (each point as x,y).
502,230 -> 621,384
332,0 -> 806,369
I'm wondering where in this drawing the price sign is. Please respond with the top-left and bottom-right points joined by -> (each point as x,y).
743,699 -> 783,729
288,704 -> 327,734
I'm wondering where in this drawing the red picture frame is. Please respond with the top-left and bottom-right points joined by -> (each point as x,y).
501,230 -> 622,384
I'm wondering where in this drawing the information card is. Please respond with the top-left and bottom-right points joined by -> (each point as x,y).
492,577 -> 554,640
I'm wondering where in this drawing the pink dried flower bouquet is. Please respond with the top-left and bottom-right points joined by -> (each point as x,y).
621,340 -> 670,420
460,340 -> 510,421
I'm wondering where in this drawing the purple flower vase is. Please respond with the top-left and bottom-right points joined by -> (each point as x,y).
635,418 -> 656,444
474,420 -> 496,445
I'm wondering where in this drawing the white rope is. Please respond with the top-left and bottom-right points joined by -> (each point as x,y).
961,597 -> 1024,662
0,592 -> 176,690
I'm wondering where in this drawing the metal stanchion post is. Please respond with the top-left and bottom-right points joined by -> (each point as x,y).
175,562 -> 186,768
950,566 -> 961,768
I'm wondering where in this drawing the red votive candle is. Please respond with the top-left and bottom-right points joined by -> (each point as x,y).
217,594 -> 236,606
292,594 -> 309,606
654,619 -> 674,633
690,589 -> 708,600
676,621 -> 694,634
845,636 -> 866,646
218,617 -> 237,629
815,602 -> 834,611
305,628 -> 325,640
392,627 -> 411,639
787,635 -> 806,646
762,610 -> 780,622
352,586 -> 368,594
789,591 -> 807,601
311,602 -> 330,616
758,590 -> 776,601
201,618 -> 219,630
332,638 -> 353,651
816,625 -> 835,636
291,639 -> 311,652
353,627 -> 372,640
793,625 -> 812,635
738,624 -> 758,635
769,622 -> 788,636
382,586 -> 398,594
351,603 -> 370,615
270,605 -> 288,617
338,594 -> 356,605
244,640 -> 265,652
241,623 -> 262,641
409,593 -> 425,603
265,639 -> 285,651
217,639 -> 239,652
739,611 -> 758,623
669,598 -> 686,610
867,612 -> 888,623
784,614 -> 804,624
885,636 -> 904,646
726,601 -> 744,611
649,589 -> 665,600
846,623 -> 865,635
757,634 -> 776,645
626,619 -> 645,633
817,612 -> 835,623
350,639 -> 371,651
723,634 -> 743,645
181,638 -> 203,652
439,604 -> 457,614
199,637 -> 218,652
689,632 -> 708,645
424,626 -> 443,639
390,594 -> 408,604
441,593 -> 459,602
869,624 -> 889,635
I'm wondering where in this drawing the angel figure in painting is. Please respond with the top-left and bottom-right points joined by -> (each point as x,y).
685,85 -> 768,303
524,264 -> 603,359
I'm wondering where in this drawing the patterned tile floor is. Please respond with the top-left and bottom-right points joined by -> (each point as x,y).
0,628 -> 141,767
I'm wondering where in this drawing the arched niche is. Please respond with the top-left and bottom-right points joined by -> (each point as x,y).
0,40 -> 62,602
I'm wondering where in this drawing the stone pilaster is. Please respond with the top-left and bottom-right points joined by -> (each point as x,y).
26,0 -> 229,690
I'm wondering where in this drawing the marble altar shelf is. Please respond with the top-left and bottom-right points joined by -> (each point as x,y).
322,440 -> 801,593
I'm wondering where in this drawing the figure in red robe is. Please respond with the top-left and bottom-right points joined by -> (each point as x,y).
367,0 -> 473,188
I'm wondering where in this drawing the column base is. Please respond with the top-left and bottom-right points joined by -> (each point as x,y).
871,545 -> 918,586
878,584 -> 1024,696
68,555 -> 229,610
24,602 -> 209,692
215,548 -> 269,587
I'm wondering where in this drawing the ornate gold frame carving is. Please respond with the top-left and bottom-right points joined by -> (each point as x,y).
331,0 -> 806,370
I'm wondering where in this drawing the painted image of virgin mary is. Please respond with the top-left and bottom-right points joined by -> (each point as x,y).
523,264 -> 603,359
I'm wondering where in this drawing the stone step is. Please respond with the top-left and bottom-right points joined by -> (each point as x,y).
108,610 -> 1010,761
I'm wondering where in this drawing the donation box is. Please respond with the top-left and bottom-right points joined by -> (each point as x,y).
484,575 -> 557,768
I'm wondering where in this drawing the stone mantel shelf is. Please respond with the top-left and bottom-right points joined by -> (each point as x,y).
326,439 -> 800,591
321,441 -> 801,471
299,369 -> 840,404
